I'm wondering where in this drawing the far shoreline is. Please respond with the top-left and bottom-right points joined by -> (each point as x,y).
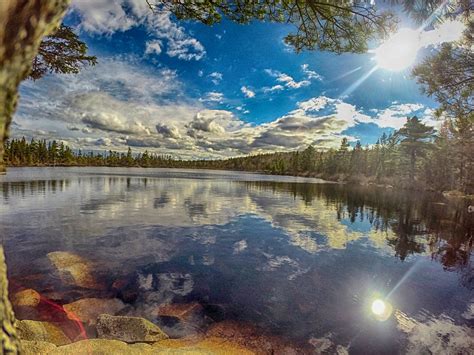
3,165 -> 473,201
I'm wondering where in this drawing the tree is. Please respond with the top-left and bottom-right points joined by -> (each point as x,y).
412,40 -> 474,118
301,145 -> 316,171
29,24 -> 97,80
396,116 -> 435,183
151,0 -> 395,53
126,147 -> 134,167
0,0 -> 70,174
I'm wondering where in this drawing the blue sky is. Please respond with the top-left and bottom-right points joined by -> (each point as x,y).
12,1 -> 463,159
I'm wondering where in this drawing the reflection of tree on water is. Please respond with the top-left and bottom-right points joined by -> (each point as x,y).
244,181 -> 473,274
427,200 -> 473,289
386,198 -> 425,261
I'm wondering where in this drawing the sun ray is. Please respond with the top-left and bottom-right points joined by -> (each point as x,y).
386,260 -> 422,300
329,66 -> 363,82
339,65 -> 379,99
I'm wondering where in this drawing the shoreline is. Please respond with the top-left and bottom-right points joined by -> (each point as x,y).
4,165 -> 472,199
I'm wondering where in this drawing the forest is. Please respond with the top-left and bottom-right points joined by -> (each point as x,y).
5,115 -> 472,195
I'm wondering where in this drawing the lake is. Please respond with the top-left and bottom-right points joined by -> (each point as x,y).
1,167 -> 472,353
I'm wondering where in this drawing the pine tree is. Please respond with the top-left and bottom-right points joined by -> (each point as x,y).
396,116 -> 435,183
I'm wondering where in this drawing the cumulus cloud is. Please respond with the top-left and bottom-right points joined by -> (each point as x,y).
241,86 -> 255,98
82,111 -> 151,135
156,122 -> 181,139
13,49 -> 431,159
71,0 -> 206,61
187,110 -> 242,135
371,103 -> 426,129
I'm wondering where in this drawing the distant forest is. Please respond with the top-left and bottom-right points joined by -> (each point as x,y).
4,116 -> 472,194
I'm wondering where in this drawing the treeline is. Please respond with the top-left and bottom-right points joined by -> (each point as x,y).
4,138 -> 176,168
4,116 -> 473,194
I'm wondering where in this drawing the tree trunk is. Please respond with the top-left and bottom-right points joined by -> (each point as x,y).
0,0 -> 70,174
1,1 -> 69,353
410,150 -> 416,183
0,247 -> 19,354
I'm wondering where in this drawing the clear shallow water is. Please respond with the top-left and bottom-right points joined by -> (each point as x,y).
1,167 -> 472,353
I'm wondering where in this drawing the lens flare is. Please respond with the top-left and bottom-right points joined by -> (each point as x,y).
370,298 -> 393,321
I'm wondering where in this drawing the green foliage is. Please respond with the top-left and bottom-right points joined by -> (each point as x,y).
409,2 -> 473,118
412,41 -> 474,118
29,25 -> 97,80
395,116 -> 435,182
153,0 -> 395,53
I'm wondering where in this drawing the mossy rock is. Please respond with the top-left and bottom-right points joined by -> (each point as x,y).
20,340 -> 57,355
12,289 -> 41,307
63,298 -> 125,325
96,314 -> 168,343
51,339 -> 153,355
16,320 -> 70,346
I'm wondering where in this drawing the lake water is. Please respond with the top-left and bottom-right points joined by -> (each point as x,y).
1,167 -> 472,353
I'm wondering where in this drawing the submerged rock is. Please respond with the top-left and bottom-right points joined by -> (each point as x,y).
96,314 -> 169,343
63,298 -> 126,325
207,320 -> 302,354
16,320 -> 71,346
12,289 -> 41,307
157,302 -> 204,320
47,251 -> 104,290
20,340 -> 57,355
49,337 -> 253,354
50,339 -> 154,354
156,302 -> 210,338
153,337 -> 255,354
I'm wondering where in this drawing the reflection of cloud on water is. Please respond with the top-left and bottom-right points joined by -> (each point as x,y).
258,253 -> 310,280
395,309 -> 474,354
233,240 -> 247,254
462,301 -> 474,320
1,176 -> 393,257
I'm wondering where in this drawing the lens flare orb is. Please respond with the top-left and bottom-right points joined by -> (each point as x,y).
371,299 -> 386,316
370,298 -> 393,321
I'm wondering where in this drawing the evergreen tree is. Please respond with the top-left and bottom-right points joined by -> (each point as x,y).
395,116 -> 435,183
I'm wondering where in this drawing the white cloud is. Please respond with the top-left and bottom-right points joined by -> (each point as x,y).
14,52 -> 432,159
297,96 -> 332,112
241,86 -> 255,98
156,122 -> 181,139
199,92 -> 224,103
301,64 -> 323,81
145,39 -> 162,55
420,19 -> 466,47
263,85 -> 284,93
208,72 -> 223,85
265,69 -> 311,89
372,103 -> 426,129
167,37 -> 205,61
71,0 -> 206,61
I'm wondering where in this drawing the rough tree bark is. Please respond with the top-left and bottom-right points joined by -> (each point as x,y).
0,0 -> 70,174
0,247 -> 19,354
1,2 -> 69,353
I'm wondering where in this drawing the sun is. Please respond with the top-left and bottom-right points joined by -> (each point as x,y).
371,299 -> 386,316
374,28 -> 421,71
